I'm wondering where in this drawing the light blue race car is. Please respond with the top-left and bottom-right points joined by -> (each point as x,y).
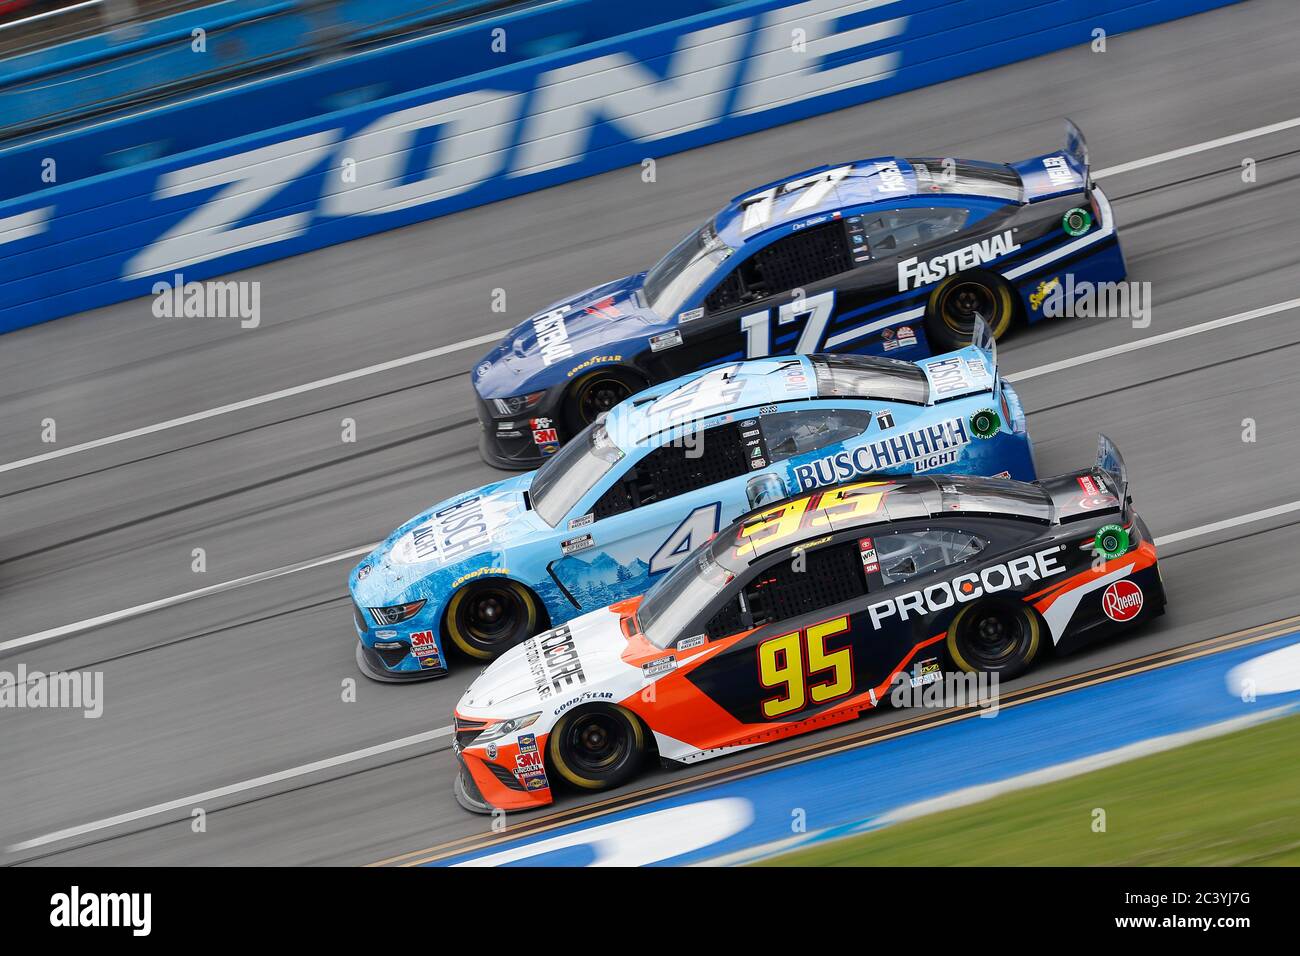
349,322 -> 1036,680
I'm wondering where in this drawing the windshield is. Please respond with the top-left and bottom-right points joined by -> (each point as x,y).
638,533 -> 748,649
643,221 -> 734,318
530,422 -> 625,527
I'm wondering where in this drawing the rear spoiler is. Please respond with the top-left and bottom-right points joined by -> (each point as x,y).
1012,119 -> 1091,201
971,315 -> 999,398
1064,118 -> 1091,188
1095,433 -> 1130,520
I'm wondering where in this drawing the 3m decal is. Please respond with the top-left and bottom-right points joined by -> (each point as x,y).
410,630 -> 440,659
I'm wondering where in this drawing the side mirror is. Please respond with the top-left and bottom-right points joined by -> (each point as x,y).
746,472 -> 788,511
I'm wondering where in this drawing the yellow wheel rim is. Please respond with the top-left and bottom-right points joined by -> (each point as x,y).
548,706 -> 645,789
934,275 -> 1014,339
445,579 -> 538,660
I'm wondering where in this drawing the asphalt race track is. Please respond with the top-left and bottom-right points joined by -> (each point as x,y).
3,0 -> 1299,865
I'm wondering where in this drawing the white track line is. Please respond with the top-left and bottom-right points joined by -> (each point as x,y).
1154,501 -> 1300,547
5,726 -> 454,854
7,499 -> 1297,854
0,330 -> 506,475
1091,116 -> 1300,179
3,117 -> 1298,476
1003,298 -> 1300,383
0,544 -> 375,654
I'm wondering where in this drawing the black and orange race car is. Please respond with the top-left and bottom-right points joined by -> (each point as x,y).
451,436 -> 1163,812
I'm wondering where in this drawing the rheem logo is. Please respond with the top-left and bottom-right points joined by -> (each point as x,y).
1102,580 -> 1143,622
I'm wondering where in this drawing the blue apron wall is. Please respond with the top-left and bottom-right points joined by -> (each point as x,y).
0,0 -> 1240,334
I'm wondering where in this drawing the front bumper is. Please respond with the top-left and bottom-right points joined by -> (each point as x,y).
453,724 -> 556,813
356,641 -> 447,682
475,392 -> 566,471
352,599 -> 449,681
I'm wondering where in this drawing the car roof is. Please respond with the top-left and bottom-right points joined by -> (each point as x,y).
602,356 -> 818,450
713,156 -> 1022,248
730,474 -> 1053,564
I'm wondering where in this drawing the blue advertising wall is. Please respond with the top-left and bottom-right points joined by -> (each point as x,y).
0,0 -> 1241,334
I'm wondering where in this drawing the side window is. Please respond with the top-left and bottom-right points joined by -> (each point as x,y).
592,421 -> 749,518
704,595 -> 745,640
704,220 -> 854,312
743,540 -> 867,628
873,529 -> 986,585
849,207 -> 969,258
760,408 -> 875,463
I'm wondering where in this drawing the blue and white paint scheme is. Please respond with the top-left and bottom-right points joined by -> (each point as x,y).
351,327 -> 1035,678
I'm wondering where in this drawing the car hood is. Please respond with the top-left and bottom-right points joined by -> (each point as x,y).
350,473 -> 546,602
457,605 -> 633,714
472,273 -> 665,398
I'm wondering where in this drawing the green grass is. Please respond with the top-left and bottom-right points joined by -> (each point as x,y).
759,712 -> 1300,866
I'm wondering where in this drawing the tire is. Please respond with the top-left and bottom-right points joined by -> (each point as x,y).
563,367 -> 644,434
445,579 -> 542,660
924,270 -> 1016,352
945,600 -> 1042,681
547,704 -> 646,791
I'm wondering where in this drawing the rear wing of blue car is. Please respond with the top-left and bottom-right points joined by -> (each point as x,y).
1012,119 -> 1092,202
920,315 -> 1002,406
971,314 -> 999,397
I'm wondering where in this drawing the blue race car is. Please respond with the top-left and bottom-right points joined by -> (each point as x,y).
473,121 -> 1120,469
352,323 -> 1035,680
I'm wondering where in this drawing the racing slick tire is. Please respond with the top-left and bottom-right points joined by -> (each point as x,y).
924,270 -> 1016,351
547,704 -> 646,791
945,600 -> 1043,681
445,578 -> 543,660
564,366 -> 645,434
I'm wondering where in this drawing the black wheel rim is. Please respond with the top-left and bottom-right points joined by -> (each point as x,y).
564,711 -> 629,776
941,281 -> 996,334
577,376 -> 632,424
960,607 -> 1025,669
457,585 -> 527,649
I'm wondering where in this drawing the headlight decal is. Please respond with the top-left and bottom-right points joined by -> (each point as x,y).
367,599 -> 427,626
